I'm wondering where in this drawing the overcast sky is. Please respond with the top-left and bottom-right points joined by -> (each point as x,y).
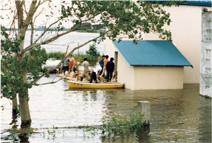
0,0 -> 74,28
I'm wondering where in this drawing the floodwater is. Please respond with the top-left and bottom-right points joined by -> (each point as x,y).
1,74 -> 211,143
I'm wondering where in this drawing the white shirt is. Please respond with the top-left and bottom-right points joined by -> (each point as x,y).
81,61 -> 89,72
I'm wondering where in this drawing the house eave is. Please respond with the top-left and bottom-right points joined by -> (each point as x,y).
130,65 -> 193,68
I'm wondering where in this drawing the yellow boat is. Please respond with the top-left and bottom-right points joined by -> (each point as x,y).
68,80 -> 124,89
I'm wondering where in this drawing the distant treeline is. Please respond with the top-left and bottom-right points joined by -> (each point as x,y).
3,23 -> 105,32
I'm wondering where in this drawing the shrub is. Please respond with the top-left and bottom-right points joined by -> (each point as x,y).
48,52 -> 65,60
102,112 -> 144,135
83,111 -> 144,136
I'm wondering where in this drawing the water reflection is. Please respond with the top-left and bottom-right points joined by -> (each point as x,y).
198,97 -> 212,143
1,75 -> 211,142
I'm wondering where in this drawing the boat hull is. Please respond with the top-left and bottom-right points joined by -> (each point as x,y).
68,81 -> 124,89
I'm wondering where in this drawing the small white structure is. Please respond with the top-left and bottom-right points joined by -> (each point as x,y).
106,40 -> 192,90
138,101 -> 150,126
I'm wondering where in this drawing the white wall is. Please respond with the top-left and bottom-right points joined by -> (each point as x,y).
117,52 -> 135,89
105,39 -> 184,90
133,66 -> 184,90
105,38 -> 117,59
105,39 -> 135,89
143,5 -> 212,84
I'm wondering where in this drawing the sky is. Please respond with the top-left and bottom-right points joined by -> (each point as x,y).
0,0 -> 73,28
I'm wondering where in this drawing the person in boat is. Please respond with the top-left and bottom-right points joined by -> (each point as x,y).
90,69 -> 98,83
101,55 -> 109,77
63,58 -> 69,75
80,58 -> 90,81
99,55 -> 105,75
106,57 -> 115,82
71,62 -> 79,78
69,54 -> 75,72
72,61 -> 78,73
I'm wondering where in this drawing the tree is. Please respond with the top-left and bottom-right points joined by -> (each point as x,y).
1,0 -> 176,129
86,44 -> 100,60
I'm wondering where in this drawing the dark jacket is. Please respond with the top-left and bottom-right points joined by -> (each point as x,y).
99,58 -> 104,68
106,61 -> 114,72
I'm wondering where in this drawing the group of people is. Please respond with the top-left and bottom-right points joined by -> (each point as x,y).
62,54 -> 115,83
99,55 -> 115,82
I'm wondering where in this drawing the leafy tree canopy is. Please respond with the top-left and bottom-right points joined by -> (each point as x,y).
1,27 -> 49,99
61,1 -> 175,43
86,44 -> 100,58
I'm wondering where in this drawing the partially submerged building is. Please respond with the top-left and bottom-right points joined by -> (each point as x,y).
106,40 -> 192,90
105,1 -> 212,90
143,1 -> 212,84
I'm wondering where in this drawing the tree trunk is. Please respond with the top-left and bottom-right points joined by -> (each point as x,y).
18,89 -> 31,129
11,94 -> 18,124
12,94 -> 18,115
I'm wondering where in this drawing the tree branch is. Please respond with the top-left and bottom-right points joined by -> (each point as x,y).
35,0 -> 46,9
33,78 -> 63,86
22,22 -> 96,54
30,8 -> 44,45
8,12 -> 17,36
15,1 -> 23,30
21,5 -> 102,53
30,33 -> 104,85
24,0 -> 37,27
23,0 -> 28,16
33,18 -> 64,44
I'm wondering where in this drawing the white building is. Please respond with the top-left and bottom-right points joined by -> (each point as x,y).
106,40 -> 192,90
105,1 -> 212,90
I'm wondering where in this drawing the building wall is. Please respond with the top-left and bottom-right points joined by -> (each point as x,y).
105,39 -> 117,59
105,39 -> 184,90
133,66 -> 184,90
117,52 -> 135,89
143,5 -> 212,84
105,39 -> 135,89
104,5 -> 212,89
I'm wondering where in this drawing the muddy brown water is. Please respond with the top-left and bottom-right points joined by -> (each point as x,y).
1,74 -> 211,143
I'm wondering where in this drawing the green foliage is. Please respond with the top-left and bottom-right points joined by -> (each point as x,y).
86,44 -> 100,61
61,1 -> 177,42
48,52 -> 65,60
1,28 -> 48,99
101,112 -> 144,135
84,111 -> 144,136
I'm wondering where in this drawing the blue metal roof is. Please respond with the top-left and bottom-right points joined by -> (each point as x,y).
179,0 -> 212,7
154,1 -> 211,7
113,40 -> 192,67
